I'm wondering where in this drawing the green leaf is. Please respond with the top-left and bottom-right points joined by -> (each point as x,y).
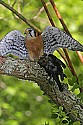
79,80 -> 83,88
68,76 -> 77,86
73,121 -> 80,125
78,74 -> 83,82
59,106 -> 63,111
71,83 -> 79,92
62,118 -> 69,124
51,113 -> 59,119
72,76 -> 77,83
68,78 -> 74,86
55,117 -> 60,123
77,92 -> 83,100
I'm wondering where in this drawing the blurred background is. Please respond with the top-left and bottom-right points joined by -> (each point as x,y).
0,0 -> 83,125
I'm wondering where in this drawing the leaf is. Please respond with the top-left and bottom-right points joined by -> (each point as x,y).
62,118 -> 69,124
71,83 -> 79,92
78,74 -> 83,82
77,92 -> 83,100
73,121 -> 80,125
59,106 -> 63,111
72,76 -> 77,83
79,80 -> 83,88
51,113 -> 59,119
68,79 -> 74,86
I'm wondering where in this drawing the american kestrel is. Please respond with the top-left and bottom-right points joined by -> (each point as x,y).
0,26 -> 83,60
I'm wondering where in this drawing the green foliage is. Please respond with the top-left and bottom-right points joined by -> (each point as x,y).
78,74 -> 83,88
68,74 -> 83,99
0,0 -> 83,125
51,105 -> 81,125
51,105 -> 70,125
68,76 -> 79,92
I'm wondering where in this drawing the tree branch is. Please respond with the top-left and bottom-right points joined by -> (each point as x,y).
0,56 -> 83,124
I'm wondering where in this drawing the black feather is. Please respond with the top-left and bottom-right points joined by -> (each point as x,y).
38,54 -> 67,92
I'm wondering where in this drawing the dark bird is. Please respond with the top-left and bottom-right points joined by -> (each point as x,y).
38,53 -> 67,91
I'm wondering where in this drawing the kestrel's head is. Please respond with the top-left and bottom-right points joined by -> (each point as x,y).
24,28 -> 39,39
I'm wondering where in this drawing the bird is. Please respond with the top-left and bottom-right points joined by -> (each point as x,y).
0,26 -> 83,60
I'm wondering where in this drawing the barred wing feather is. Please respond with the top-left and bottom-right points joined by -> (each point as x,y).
0,30 -> 28,59
42,26 -> 83,54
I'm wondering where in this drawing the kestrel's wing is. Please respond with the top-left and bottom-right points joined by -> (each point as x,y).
42,26 -> 83,54
0,30 -> 28,59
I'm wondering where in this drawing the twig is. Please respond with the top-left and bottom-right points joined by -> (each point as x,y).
12,0 -> 17,19
40,0 -> 55,26
33,2 -> 50,19
49,0 -> 72,36
76,51 -> 83,64
18,0 -> 21,13
0,0 -> 41,33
